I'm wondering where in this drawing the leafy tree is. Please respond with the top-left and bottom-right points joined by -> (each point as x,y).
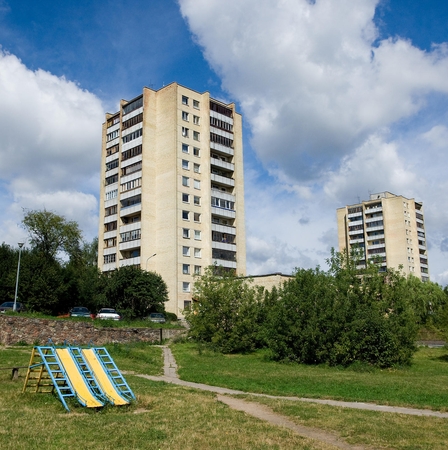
0,243 -> 19,303
99,266 -> 168,319
185,266 -> 265,353
263,249 -> 418,368
22,209 -> 82,260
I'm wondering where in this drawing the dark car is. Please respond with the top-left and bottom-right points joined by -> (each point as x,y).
147,313 -> 166,323
0,301 -> 26,313
69,306 -> 92,318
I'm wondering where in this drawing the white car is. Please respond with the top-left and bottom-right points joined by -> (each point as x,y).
96,308 -> 121,321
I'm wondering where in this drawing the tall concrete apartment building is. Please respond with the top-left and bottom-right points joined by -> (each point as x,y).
98,83 -> 246,316
337,192 -> 429,281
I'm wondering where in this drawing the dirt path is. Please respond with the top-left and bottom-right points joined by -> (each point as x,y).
133,345 -> 448,449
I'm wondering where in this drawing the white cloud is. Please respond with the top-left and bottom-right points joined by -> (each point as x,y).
180,0 -> 448,283
0,51 -> 103,243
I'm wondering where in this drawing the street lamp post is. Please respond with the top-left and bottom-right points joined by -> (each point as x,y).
145,253 -> 156,271
13,242 -> 25,312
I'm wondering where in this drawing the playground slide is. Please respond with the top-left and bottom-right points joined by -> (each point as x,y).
55,348 -> 104,408
82,348 -> 129,406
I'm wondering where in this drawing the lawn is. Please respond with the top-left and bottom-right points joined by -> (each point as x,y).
171,342 -> 448,411
1,342 -> 448,449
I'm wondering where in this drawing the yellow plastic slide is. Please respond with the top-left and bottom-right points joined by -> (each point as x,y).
82,349 -> 128,406
55,348 -> 104,408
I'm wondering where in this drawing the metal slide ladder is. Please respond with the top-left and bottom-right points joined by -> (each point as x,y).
22,346 -> 75,412
92,347 -> 136,401
67,347 -> 109,404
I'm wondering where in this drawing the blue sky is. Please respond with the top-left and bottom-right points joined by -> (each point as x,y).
1,0 -> 448,284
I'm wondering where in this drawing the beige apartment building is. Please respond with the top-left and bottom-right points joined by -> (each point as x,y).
98,83 -> 246,316
337,192 -> 429,281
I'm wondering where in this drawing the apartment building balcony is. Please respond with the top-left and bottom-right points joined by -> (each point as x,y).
212,258 -> 237,269
211,223 -> 235,234
106,153 -> 119,164
211,141 -> 234,156
348,228 -> 364,235
366,233 -> 384,240
367,243 -> 386,250
416,224 -> 425,232
365,225 -> 384,232
104,214 -> 118,224
211,206 -> 236,219
103,247 -> 116,256
121,154 -> 142,168
420,262 -> 428,269
120,256 -> 141,267
211,189 -> 235,203
104,230 -> 117,240
365,216 -> 383,223
349,219 -> 363,227
211,173 -> 235,187
210,157 -> 234,172
102,262 -> 116,272
120,221 -> 141,233
365,206 -> 382,214
368,252 -> 386,258
210,109 -> 234,124
119,239 -> 141,251
212,241 -> 235,251
349,238 -> 365,244
120,187 -> 142,200
120,203 -> 141,217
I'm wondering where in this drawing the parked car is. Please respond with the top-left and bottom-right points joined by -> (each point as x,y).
0,301 -> 26,313
147,312 -> 166,323
69,306 -> 92,318
96,308 -> 121,321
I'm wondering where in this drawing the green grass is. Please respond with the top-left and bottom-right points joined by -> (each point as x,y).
171,343 -> 448,411
0,344 -> 331,450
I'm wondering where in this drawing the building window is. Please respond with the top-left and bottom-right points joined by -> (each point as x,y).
183,264 -> 190,275
105,189 -> 118,200
194,230 -> 201,240
182,96 -> 189,105
194,213 -> 201,222
182,211 -> 189,221
182,193 -> 189,203
184,300 -> 192,310
182,159 -> 189,170
121,161 -> 142,176
193,147 -> 200,157
183,228 -> 190,238
107,115 -> 120,128
122,96 -> 143,115
194,265 -> 201,275
105,221 -> 117,232
121,178 -> 142,192
193,115 -> 200,125
104,254 -> 116,264
193,131 -> 200,141
105,205 -> 117,216
105,174 -> 118,186
122,128 -> 142,144
194,196 -> 201,206
193,100 -> 199,109
194,163 -> 200,173
194,248 -> 201,258
106,159 -> 119,171
122,113 -> 143,130
106,130 -> 119,142
183,246 -> 190,256
194,179 -> 200,189
120,229 -> 141,242
182,176 -> 189,187
182,282 -> 190,293
182,127 -> 189,137
182,143 -> 189,153
122,144 -> 142,161
106,144 -> 119,156
182,111 -> 189,121
104,237 -> 116,248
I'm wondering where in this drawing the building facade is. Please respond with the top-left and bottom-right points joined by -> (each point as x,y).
98,83 -> 246,316
336,192 -> 429,281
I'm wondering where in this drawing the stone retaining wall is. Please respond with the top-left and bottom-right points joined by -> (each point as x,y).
0,315 -> 186,346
